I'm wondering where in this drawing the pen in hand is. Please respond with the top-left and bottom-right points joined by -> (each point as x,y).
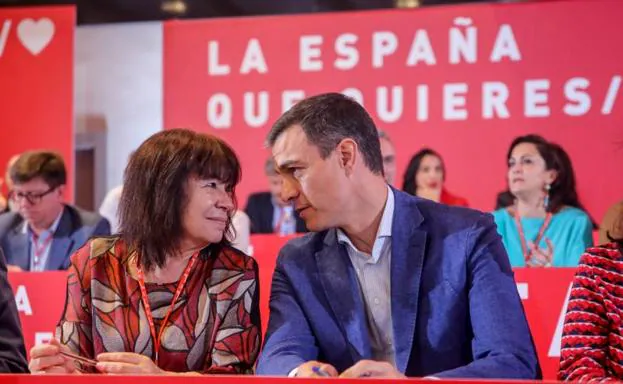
59,350 -> 98,367
312,365 -> 332,377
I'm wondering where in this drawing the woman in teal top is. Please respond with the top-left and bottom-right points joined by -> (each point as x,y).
493,135 -> 593,267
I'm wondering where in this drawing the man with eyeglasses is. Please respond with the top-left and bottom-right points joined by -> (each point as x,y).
0,151 -> 110,272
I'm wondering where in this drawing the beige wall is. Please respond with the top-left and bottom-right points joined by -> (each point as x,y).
75,22 -> 163,207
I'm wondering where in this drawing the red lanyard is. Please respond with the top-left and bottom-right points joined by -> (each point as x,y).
135,252 -> 199,365
514,211 -> 552,266
31,233 -> 53,270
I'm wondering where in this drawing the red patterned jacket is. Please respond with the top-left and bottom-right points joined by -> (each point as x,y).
559,242 -> 623,382
56,236 -> 261,374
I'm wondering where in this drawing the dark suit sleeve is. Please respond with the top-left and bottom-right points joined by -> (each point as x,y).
91,217 -> 111,237
0,249 -> 29,373
256,252 -> 319,375
245,194 -> 270,234
61,215 -> 111,270
434,214 -> 541,379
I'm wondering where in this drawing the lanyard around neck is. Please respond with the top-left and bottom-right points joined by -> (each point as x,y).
513,210 -> 552,266
135,252 -> 199,365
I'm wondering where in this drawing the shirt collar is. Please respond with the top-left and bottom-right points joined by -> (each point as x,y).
271,197 -> 294,212
22,208 -> 64,236
337,185 -> 395,252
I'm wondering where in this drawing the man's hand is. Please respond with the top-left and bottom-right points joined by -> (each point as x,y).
293,361 -> 338,378
340,360 -> 406,378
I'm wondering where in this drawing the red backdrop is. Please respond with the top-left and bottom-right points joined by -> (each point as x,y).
0,6 -> 74,199
164,0 -> 623,220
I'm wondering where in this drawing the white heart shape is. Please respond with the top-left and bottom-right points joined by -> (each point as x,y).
17,18 -> 55,56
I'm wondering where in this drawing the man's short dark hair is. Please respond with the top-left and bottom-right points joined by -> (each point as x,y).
10,151 -> 66,188
266,93 -> 383,175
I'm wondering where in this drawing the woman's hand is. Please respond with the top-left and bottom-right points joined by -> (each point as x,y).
527,238 -> 554,267
29,338 -> 79,374
96,352 -> 163,375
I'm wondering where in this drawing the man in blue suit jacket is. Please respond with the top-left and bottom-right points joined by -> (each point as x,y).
0,151 -> 110,271
256,93 -> 540,379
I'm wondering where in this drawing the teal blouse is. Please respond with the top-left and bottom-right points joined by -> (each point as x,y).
492,206 -> 593,267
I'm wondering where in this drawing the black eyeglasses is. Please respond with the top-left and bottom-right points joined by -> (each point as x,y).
9,186 -> 58,205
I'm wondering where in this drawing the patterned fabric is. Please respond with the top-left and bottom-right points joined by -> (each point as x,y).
559,242 -> 623,382
56,236 -> 261,374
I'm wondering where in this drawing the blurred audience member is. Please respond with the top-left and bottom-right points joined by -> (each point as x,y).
378,130 -> 396,185
0,249 -> 28,372
493,135 -> 593,267
495,144 -> 597,228
0,151 -> 110,272
231,209 -> 251,254
402,148 -> 469,207
1,155 -> 20,214
558,220 -> 623,381
28,129 -> 261,375
245,157 -> 306,235
599,200 -> 623,244
99,185 -> 123,233
0,179 -> 6,213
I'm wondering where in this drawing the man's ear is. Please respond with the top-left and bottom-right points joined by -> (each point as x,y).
336,139 -> 358,175
55,184 -> 66,200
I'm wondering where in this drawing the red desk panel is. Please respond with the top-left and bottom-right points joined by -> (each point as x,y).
7,234 -> 575,380
0,375 -> 559,383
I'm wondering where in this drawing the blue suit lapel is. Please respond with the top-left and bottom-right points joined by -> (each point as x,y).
6,229 -> 29,270
315,230 -> 372,362
46,237 -> 73,270
46,208 -> 74,270
390,189 -> 427,373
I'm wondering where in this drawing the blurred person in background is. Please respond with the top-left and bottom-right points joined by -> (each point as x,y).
378,130 -> 396,185
494,143 -> 597,227
230,209 -> 251,254
558,208 -> 623,381
599,200 -> 623,244
0,249 -> 28,373
0,151 -> 110,272
98,185 -> 123,233
245,157 -> 306,235
493,135 -> 593,267
0,178 -> 6,213
0,155 -> 20,214
28,129 -> 261,375
402,148 -> 469,207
